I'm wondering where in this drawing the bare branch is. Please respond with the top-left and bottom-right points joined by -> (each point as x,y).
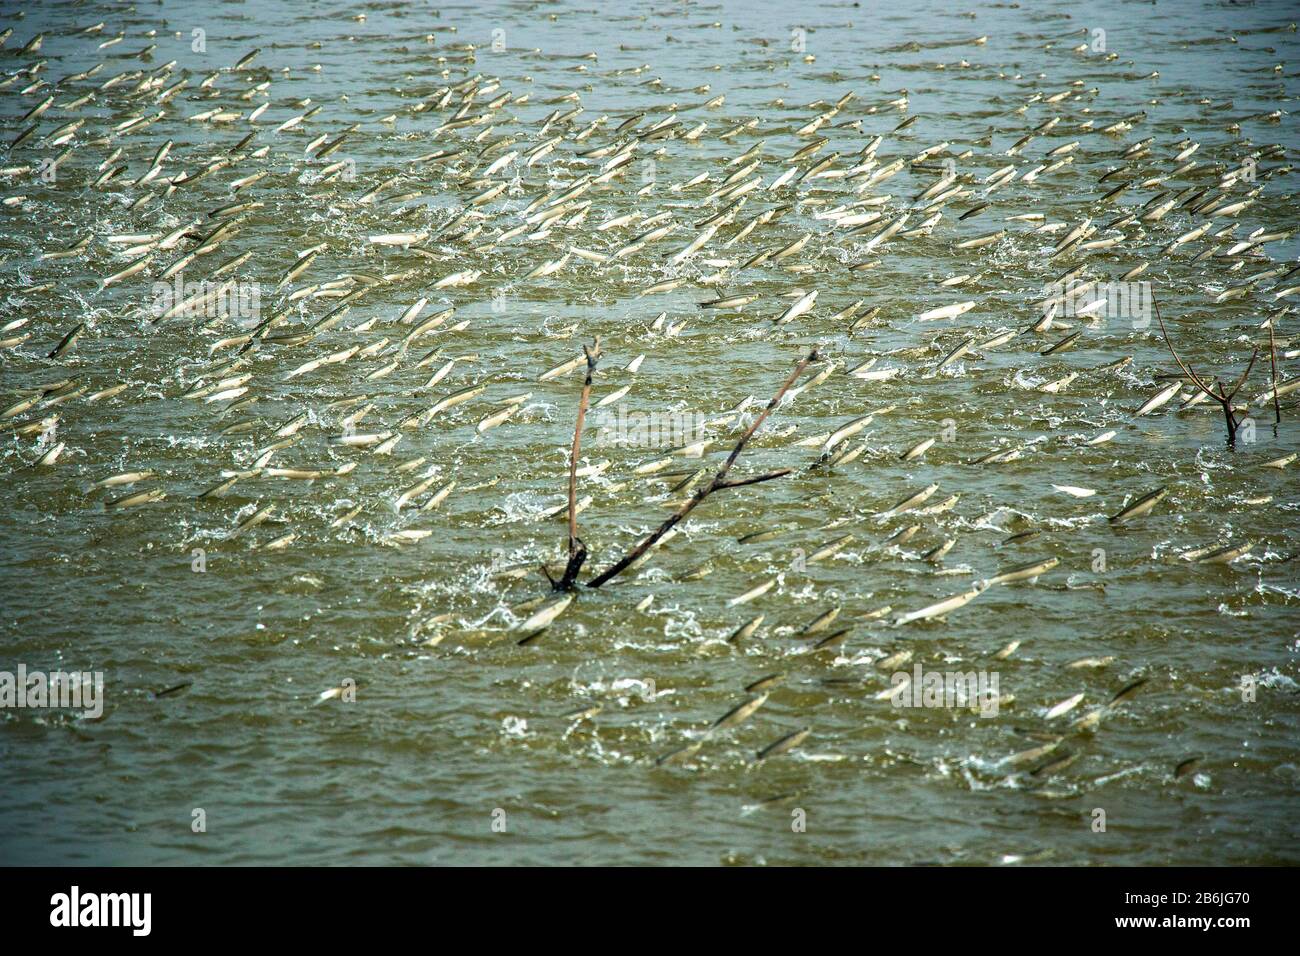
587,347 -> 820,589
715,353 -> 815,475
1153,293 -> 1220,400
1223,345 -> 1259,403
555,337 -> 600,591
1152,292 -> 1257,446
1268,321 -> 1283,425
713,468 -> 794,490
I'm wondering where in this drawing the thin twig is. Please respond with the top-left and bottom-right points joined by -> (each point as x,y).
713,468 -> 793,490
587,347 -> 820,589
553,337 -> 600,591
1223,345 -> 1259,402
1152,292 -> 1256,446
1268,320 -> 1282,425
569,339 -> 601,555
1154,293 -> 1221,400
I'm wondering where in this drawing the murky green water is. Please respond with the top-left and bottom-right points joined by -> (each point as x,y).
1,0 -> 1298,865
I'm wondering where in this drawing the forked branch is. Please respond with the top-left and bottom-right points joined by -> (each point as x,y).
1153,293 -> 1257,446
587,346 -> 820,589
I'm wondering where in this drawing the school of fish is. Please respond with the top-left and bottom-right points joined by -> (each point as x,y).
2,0 -> 1298,865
